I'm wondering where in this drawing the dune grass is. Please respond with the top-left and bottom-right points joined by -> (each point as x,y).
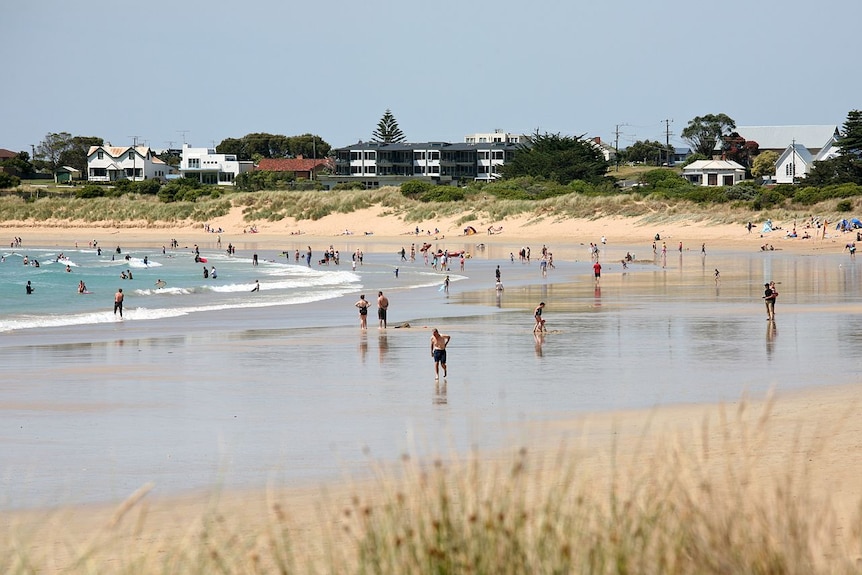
2,399 -> 859,574
0,185 -> 853,231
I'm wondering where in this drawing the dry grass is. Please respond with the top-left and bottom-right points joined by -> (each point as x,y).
1,186 -> 855,232
2,399 -> 860,574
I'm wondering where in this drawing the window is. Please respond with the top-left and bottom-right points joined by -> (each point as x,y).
97,151 -> 104,160
364,151 -> 376,160
90,167 -> 107,177
351,166 -> 362,174
429,151 -> 440,160
429,165 -> 440,174
350,151 -> 362,161
478,151 -> 489,160
219,172 -> 234,183
414,165 -> 424,174
478,165 -> 489,174
707,173 -> 718,186
786,163 -> 795,176
492,151 -> 504,160
188,158 -> 200,169
365,165 -> 376,174
413,151 -> 426,161
128,152 -> 135,160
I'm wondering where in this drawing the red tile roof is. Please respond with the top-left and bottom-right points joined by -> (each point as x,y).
0,148 -> 18,160
256,157 -> 332,172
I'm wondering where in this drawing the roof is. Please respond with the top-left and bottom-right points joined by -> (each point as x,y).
683,160 -> 746,171
776,143 -> 813,166
334,140 -> 521,152
0,148 -> 17,160
55,166 -> 81,173
734,125 -> 839,151
87,145 -> 151,158
256,157 -> 332,172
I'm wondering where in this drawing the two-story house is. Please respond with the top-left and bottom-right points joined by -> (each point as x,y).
178,143 -> 254,185
87,145 -> 170,182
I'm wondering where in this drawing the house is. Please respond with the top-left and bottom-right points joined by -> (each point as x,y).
178,143 -> 254,185
255,156 -> 333,180
87,145 -> 170,182
322,140 -> 520,189
0,149 -> 17,161
774,135 -> 841,184
54,166 -> 81,183
672,147 -> 693,165
682,160 -> 746,187
590,137 -> 617,163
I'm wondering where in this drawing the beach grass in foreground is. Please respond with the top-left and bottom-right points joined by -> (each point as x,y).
3,398 -> 859,574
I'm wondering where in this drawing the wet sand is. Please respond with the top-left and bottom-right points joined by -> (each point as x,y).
1,238 -> 861,512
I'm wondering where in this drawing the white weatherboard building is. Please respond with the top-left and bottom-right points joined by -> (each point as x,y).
178,144 -> 254,185
682,160 -> 746,187
87,145 -> 170,182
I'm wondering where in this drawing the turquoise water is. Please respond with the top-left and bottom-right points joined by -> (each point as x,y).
0,245 -> 448,332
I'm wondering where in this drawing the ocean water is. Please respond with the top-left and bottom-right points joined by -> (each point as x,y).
2,239 -> 862,510
0,245 -> 449,333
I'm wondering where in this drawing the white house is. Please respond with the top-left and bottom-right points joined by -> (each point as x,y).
87,145 -> 170,182
178,143 -> 254,185
774,135 -> 841,184
682,160 -> 746,187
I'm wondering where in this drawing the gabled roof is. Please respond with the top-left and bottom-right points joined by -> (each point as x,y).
87,145 -> 151,159
0,148 -> 18,160
683,160 -> 746,171
734,125 -> 839,150
55,165 -> 81,173
776,143 -> 813,166
257,157 -> 332,172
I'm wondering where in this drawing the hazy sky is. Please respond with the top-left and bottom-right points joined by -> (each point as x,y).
2,0 -> 859,154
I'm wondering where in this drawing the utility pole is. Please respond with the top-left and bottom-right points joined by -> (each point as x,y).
614,124 -> 624,171
663,119 -> 673,166
128,135 -> 141,181
178,130 -> 189,145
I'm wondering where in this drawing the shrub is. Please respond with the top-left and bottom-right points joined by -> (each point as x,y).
837,199 -> 853,212
420,185 -> 465,202
0,172 -> 21,189
400,180 -> 434,199
332,181 -> 366,191
75,185 -> 107,199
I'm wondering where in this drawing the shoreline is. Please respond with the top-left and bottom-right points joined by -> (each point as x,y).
2,211 -> 861,569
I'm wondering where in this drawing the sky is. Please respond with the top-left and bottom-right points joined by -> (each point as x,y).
2,0 -> 860,155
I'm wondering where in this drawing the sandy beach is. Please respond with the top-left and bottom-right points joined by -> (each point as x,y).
1,207 -> 861,571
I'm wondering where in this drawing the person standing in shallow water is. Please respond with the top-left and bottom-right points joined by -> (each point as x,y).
114,288 -> 124,318
763,282 -> 776,320
355,294 -> 370,329
377,291 -> 389,329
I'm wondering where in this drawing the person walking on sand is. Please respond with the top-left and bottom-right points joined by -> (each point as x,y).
377,291 -> 389,329
714,269 -> 721,285
430,328 -> 450,380
443,275 -> 450,294
355,294 -> 370,329
534,302 -> 546,333
114,288 -> 124,318
593,260 -> 602,285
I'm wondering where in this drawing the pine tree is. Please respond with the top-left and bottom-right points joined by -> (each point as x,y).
372,109 -> 406,143
837,109 -> 862,156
